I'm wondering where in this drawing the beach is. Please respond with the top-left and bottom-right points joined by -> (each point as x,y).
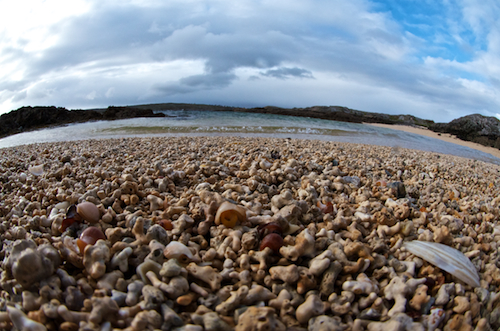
367,122 -> 500,160
0,136 -> 498,330
2,110 -> 499,166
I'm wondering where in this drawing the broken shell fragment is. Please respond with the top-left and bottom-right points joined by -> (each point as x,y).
28,164 -> 44,176
60,218 -> 77,232
164,241 -> 194,264
403,240 -> 480,287
66,204 -> 80,220
60,204 -> 82,232
215,201 -> 247,227
317,200 -> 333,214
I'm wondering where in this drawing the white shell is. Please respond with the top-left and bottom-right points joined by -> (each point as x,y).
164,241 -> 194,261
215,201 -> 247,226
403,241 -> 480,287
28,164 -> 44,176
49,201 -> 71,222
54,201 -> 70,210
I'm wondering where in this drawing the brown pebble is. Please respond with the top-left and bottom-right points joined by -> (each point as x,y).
60,322 -> 79,331
177,292 -> 196,306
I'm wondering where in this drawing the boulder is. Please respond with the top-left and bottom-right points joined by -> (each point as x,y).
431,114 -> 500,149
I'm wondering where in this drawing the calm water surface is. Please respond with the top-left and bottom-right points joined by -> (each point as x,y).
1,110 -> 498,165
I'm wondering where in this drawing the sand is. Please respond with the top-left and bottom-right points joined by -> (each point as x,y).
366,122 -> 500,160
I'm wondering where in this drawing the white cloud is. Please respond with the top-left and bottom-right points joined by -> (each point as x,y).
105,87 -> 115,98
460,0 -> 500,38
0,0 -> 499,122
0,0 -> 90,52
86,91 -> 97,100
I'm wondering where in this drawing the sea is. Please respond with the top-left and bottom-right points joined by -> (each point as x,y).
1,109 -> 499,165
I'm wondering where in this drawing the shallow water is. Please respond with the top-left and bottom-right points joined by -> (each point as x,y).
1,109 -> 499,165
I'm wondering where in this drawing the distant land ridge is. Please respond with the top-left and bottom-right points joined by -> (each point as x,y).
129,103 -> 435,127
0,106 -> 165,138
1,103 -> 499,151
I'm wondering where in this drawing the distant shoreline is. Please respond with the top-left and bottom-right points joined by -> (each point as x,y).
1,103 -> 499,155
366,123 -> 500,159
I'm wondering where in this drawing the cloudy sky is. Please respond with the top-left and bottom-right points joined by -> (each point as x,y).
1,0 -> 499,122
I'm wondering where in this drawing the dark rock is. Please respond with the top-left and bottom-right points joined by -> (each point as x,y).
235,105 -> 434,126
102,106 -> 165,120
59,155 -> 72,163
388,181 -> 406,199
359,307 -> 382,320
134,103 -> 433,127
0,105 -> 165,139
430,114 -> 500,149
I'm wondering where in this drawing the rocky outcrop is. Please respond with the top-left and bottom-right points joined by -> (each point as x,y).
430,114 -> 500,149
0,104 -> 435,140
101,106 -> 167,120
5,103 -> 499,153
237,106 -> 374,123
228,105 -> 433,127
0,106 -> 165,138
127,103 -> 435,127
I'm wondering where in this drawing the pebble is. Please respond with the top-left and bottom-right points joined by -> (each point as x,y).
0,136 -> 498,330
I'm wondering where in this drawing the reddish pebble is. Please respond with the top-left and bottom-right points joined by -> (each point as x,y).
159,219 -> 173,231
257,222 -> 282,239
259,233 -> 284,254
77,227 -> 106,253
317,201 -> 334,214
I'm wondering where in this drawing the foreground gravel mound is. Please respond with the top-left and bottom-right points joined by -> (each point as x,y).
0,136 -> 498,330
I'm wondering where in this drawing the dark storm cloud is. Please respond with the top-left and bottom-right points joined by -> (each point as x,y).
151,25 -> 295,73
154,72 -> 237,95
261,67 -> 314,79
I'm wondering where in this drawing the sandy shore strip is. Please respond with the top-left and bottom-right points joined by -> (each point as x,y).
0,136 -> 498,330
366,122 -> 500,160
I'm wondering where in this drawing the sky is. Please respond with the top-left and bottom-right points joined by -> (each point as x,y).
1,0 -> 500,123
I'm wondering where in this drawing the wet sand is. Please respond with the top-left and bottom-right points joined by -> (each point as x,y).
366,123 -> 500,160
